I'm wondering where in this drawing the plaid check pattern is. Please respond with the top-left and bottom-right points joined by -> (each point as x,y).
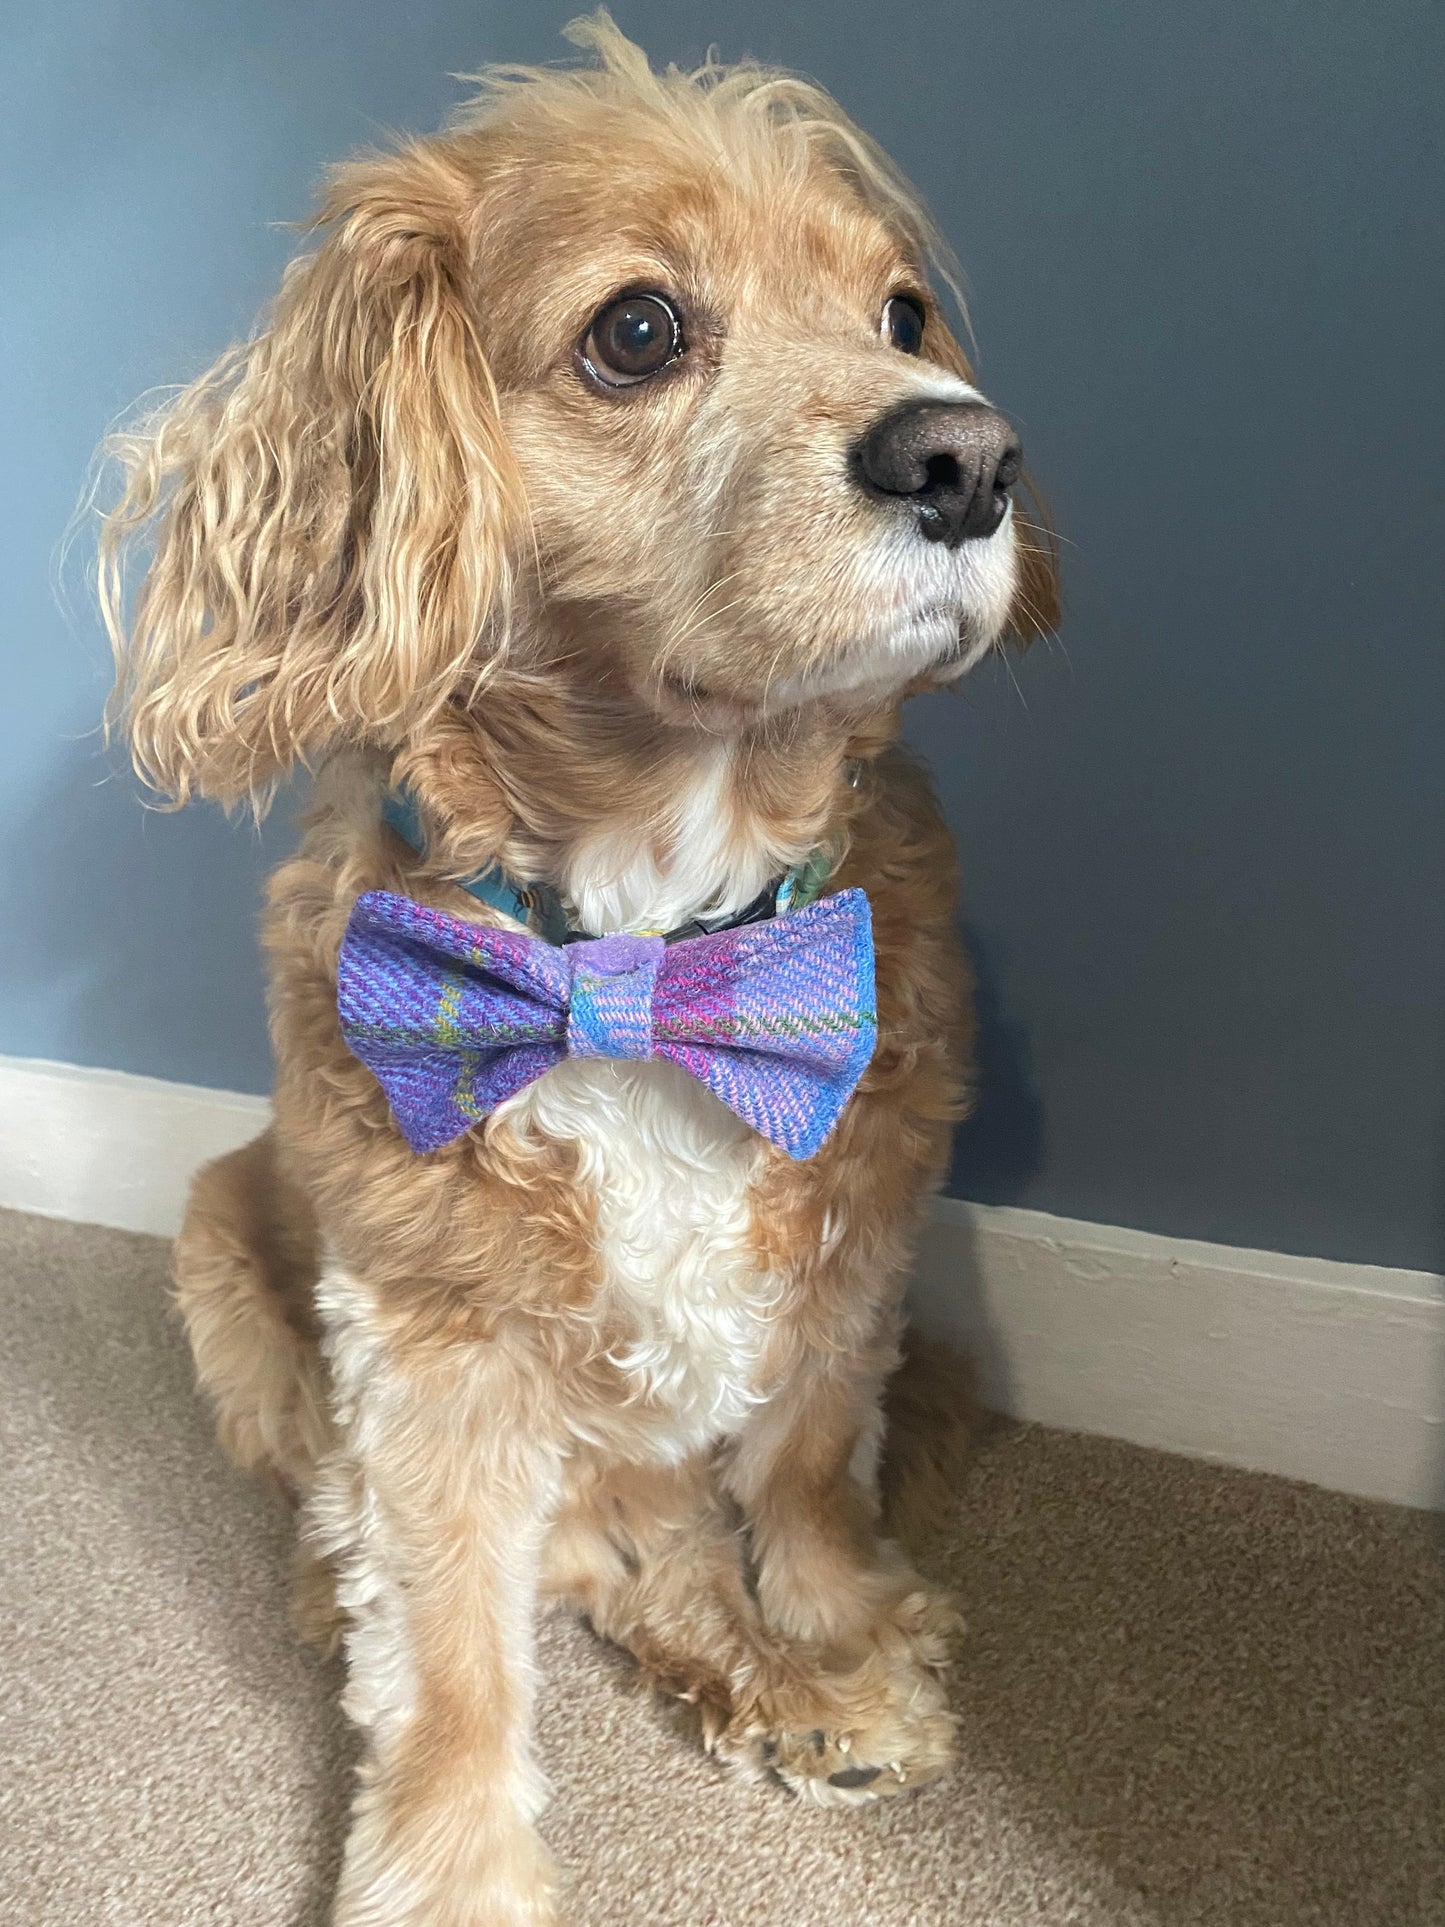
336,888 -> 877,1160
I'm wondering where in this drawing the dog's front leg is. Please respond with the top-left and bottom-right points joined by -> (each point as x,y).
723,1346 -> 958,1802
310,1265 -> 561,1927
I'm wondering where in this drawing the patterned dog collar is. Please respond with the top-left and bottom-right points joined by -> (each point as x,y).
380,787 -> 840,946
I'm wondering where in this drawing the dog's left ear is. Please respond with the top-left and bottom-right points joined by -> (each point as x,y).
922,308 -> 1060,647
102,141 -> 525,807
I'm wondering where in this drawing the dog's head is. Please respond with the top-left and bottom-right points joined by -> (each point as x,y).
102,12 -> 1057,804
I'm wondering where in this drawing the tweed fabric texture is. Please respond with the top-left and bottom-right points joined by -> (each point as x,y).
566,934 -> 664,1060
336,888 -> 877,1159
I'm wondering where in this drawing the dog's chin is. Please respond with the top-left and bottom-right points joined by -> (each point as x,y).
639,609 -> 1000,731
761,607 -> 1001,713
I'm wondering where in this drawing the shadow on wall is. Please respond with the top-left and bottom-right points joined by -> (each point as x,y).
0,731 -> 290,1094
949,920 -> 1045,1207
905,921 -> 1045,1421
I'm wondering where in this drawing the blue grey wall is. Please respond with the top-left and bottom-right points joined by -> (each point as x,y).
3,1 -> 1442,1268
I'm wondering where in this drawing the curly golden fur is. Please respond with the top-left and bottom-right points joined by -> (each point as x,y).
99,15 -> 1057,1923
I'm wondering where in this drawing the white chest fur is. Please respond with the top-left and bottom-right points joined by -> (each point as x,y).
497,745 -> 794,1460
501,1058 -> 780,1458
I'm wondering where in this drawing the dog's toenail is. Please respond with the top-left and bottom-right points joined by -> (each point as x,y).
828,1765 -> 882,1789
837,1733 -> 852,1752
808,1729 -> 827,1754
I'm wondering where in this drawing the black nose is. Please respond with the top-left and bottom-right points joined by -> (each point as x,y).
853,400 -> 1022,547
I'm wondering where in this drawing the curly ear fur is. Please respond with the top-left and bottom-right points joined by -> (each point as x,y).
100,142 -> 524,807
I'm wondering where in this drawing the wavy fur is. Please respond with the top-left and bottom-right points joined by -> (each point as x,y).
100,16 -> 1056,1923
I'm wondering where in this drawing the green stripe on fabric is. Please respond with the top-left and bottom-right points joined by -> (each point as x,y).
454,1052 -> 485,1122
653,1008 -> 875,1042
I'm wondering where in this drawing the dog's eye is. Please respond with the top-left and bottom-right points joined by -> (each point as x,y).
581,293 -> 683,387
883,294 -> 926,356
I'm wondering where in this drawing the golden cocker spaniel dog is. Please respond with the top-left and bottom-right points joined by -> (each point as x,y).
100,15 -> 1056,1923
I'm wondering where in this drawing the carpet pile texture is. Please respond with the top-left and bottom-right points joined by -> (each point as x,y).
2,1207 -> 1441,1926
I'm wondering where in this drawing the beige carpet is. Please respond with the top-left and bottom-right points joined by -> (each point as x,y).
2,1207 -> 1442,1927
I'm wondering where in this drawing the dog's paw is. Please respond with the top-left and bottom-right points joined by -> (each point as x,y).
766,1655 -> 956,1807
863,1583 -> 962,1680
716,1592 -> 960,1808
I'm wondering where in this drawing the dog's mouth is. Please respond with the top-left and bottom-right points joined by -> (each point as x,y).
661,668 -> 710,705
651,667 -> 755,731
638,557 -> 1017,730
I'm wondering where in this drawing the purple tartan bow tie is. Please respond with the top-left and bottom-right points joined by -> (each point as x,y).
336,888 -> 877,1161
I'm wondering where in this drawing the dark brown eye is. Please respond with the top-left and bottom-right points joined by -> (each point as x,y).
883,294 -> 926,355
581,292 -> 683,387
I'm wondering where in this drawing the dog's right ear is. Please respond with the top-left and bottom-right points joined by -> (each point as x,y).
100,142 -> 523,808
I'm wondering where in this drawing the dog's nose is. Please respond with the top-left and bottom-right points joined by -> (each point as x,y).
854,400 -> 1022,547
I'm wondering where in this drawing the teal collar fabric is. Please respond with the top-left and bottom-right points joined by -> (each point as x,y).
381,791 -> 572,942
380,789 -> 837,947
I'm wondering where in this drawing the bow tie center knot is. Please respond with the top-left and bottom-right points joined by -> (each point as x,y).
564,933 -> 665,1062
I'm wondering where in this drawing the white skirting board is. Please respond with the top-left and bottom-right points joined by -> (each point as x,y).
0,1054 -> 269,1245
2,1052 -> 1441,1510
911,1198 -> 1444,1511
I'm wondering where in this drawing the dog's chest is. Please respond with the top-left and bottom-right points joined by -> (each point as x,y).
503,1058 -> 779,1457
499,760 -> 792,1458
